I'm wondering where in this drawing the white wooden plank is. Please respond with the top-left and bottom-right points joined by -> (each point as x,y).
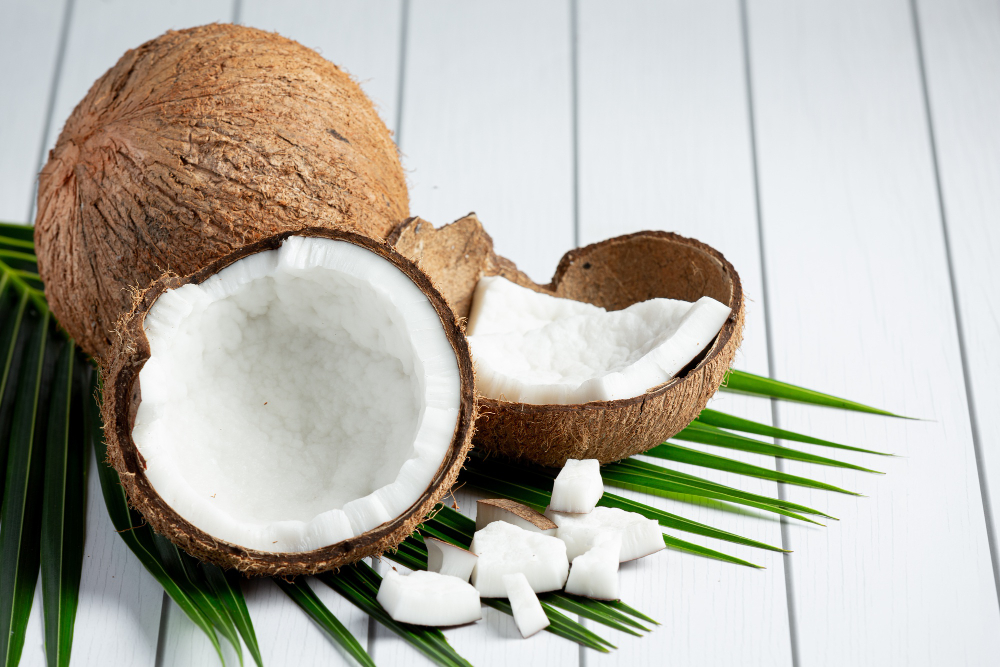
915,0 -> 1000,584
0,0 -> 66,223
388,1 -> 577,663
576,1 -> 793,665
398,0 -> 575,284
746,1 -> 1000,664
240,0 -> 403,133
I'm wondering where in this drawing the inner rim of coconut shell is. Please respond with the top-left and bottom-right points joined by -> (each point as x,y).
132,235 -> 461,553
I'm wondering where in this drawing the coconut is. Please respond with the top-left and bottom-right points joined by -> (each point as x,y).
544,507 -> 665,563
35,24 -> 408,359
502,573 -> 549,638
377,569 -> 482,627
563,534 -> 621,601
425,537 -> 478,581
475,498 -> 557,535
469,521 -> 569,597
548,459 -> 604,514
101,228 -> 474,576
389,214 -> 745,466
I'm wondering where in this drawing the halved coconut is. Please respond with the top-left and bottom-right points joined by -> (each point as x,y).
390,214 -> 745,466
101,228 -> 475,576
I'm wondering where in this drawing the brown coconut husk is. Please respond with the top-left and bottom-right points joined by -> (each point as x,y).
36,24 -> 408,359
390,214 -> 745,467
101,228 -> 475,577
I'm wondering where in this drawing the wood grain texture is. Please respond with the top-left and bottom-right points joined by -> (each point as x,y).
0,0 -> 66,222
915,0 -> 1000,584
398,0 -> 575,284
577,2 -> 793,665
746,1 -> 1000,664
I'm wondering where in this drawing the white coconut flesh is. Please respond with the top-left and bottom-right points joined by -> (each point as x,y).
470,521 -> 569,597
466,276 -> 731,404
475,499 -> 557,536
548,459 -> 604,514
564,534 -> 621,600
377,569 -> 482,626
426,537 -> 478,581
132,236 -> 462,553
502,573 -> 549,638
544,506 -> 665,562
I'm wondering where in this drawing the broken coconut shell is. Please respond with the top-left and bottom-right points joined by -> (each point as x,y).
101,228 -> 475,576
390,214 -> 744,467
35,24 -> 408,359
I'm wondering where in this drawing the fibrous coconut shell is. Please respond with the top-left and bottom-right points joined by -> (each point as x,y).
101,228 -> 475,577
35,24 -> 408,359
390,214 -> 745,467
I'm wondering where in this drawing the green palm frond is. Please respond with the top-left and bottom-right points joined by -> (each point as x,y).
723,369 -> 911,418
275,578 -> 375,667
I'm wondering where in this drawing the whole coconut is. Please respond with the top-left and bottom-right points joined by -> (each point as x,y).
35,23 -> 408,358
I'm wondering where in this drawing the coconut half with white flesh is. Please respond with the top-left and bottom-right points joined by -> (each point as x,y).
101,228 -> 476,576
390,214 -> 745,466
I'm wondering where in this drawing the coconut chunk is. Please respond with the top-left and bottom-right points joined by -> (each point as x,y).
466,275 -> 731,404
564,534 -> 621,600
469,521 -> 569,597
425,537 -> 478,581
503,573 -> 550,638
545,506 -> 665,562
548,459 -> 604,513
475,499 -> 557,535
376,569 -> 482,626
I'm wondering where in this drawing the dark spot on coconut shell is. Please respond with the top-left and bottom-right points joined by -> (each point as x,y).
327,128 -> 351,144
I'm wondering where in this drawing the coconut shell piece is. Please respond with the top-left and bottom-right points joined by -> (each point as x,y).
391,214 -> 744,466
101,228 -> 475,576
36,24 -> 408,359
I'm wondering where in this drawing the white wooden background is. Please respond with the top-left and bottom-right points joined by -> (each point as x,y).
1,0 -> 998,665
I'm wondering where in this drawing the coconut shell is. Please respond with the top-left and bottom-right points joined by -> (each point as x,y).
36,24 -> 408,359
101,228 -> 475,576
390,214 -> 745,467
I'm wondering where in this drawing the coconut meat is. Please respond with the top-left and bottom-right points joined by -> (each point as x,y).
377,569 -> 482,626
548,459 -> 604,514
426,537 -> 478,581
564,534 -> 621,600
502,573 -> 549,638
132,236 -> 461,553
475,499 -> 557,536
469,521 -> 569,597
545,506 -> 665,562
466,276 -> 731,404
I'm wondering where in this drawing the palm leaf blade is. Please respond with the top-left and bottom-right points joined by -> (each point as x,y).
0,307 -> 51,666
205,566 -> 264,667
39,344 -> 88,667
275,578 -> 374,667
695,408 -> 891,455
723,369 -> 907,417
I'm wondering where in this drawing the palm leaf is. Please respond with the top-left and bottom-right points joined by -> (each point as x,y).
675,422 -> 883,473
204,566 -> 263,667
694,408 -> 891,455
647,443 -> 860,495
723,369 -> 908,417
0,306 -> 52,666
275,578 -> 374,667
39,344 -> 88,667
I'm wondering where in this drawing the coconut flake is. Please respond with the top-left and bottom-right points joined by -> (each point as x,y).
548,459 -> 604,513
466,276 -> 731,404
469,521 -> 569,597
545,506 -> 665,562
564,534 -> 621,600
502,573 -> 550,638
475,499 -> 557,535
376,569 -> 482,626
426,537 -> 478,581
133,236 -> 462,552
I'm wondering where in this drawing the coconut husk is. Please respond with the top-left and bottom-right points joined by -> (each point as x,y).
36,24 -> 408,359
391,214 -> 745,467
101,228 -> 475,576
